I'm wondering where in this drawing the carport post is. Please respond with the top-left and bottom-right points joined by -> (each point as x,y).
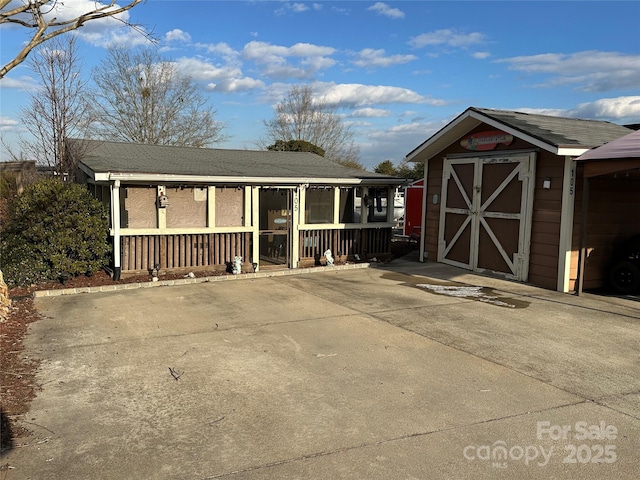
576,176 -> 590,296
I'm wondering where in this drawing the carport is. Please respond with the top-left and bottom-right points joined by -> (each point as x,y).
574,129 -> 640,295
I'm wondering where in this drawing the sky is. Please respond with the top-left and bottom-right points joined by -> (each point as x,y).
1,0 -> 639,169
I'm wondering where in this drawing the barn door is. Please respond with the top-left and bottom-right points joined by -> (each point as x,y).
438,154 -> 534,281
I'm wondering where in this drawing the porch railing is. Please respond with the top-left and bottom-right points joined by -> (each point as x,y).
120,232 -> 252,272
299,227 -> 392,263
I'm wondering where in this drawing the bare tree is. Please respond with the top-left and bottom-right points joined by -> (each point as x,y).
91,47 -> 226,147
0,0 -> 146,79
262,85 -> 361,168
15,34 -> 94,178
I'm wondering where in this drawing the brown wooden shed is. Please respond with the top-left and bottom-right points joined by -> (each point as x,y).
405,107 -> 635,293
70,139 -> 403,279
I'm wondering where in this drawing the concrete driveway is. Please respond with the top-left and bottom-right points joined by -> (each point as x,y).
3,256 -> 640,479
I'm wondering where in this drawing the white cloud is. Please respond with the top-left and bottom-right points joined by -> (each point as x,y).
357,120 -> 450,166
34,0 -> 134,24
165,29 -> 191,43
316,83 -> 446,108
291,3 -> 308,12
243,41 -> 335,61
472,52 -> 491,60
409,29 -> 486,48
275,2 -> 309,15
367,2 -> 405,19
350,108 -> 392,118
242,41 -> 336,80
497,51 -> 640,92
172,57 -> 263,93
78,27 -> 152,48
302,56 -> 337,72
0,116 -> 19,129
569,96 -> 640,120
352,49 -> 417,68
0,75 -> 38,90
514,97 -> 640,123
27,0 -> 151,48
207,77 -> 265,93
196,42 -> 237,56
174,57 -> 241,82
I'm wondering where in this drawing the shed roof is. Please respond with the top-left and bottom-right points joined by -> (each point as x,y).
72,139 -> 402,185
406,107 -> 632,162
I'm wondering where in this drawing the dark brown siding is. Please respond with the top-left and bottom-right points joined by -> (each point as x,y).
528,151 -> 565,290
424,156 -> 443,260
570,167 -> 640,291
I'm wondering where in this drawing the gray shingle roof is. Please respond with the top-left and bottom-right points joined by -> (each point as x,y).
406,107 -> 633,162
72,139 -> 400,183
471,107 -> 631,148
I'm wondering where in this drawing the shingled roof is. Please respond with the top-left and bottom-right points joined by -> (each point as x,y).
72,139 -> 402,185
406,107 -> 632,162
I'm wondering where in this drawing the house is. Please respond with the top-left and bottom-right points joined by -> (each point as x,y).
406,107 -> 637,293
70,139 -> 404,279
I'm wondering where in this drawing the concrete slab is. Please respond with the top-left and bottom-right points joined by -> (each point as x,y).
232,402 -> 639,479
3,259 -> 639,479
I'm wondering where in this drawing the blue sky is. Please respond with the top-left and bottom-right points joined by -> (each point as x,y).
1,0 -> 639,169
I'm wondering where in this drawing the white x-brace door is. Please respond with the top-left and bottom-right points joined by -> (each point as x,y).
437,154 -> 535,281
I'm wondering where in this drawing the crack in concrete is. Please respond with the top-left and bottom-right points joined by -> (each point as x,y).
200,400 -> 589,479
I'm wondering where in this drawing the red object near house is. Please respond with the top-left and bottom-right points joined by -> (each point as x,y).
403,179 -> 424,237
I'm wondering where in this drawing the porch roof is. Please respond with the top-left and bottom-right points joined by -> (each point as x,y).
72,139 -> 403,186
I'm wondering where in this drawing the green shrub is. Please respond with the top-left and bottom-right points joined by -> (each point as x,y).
0,179 -> 111,287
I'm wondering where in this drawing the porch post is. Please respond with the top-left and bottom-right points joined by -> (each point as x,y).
387,187 -> 394,223
291,187 -> 301,268
251,186 -> 260,271
110,180 -> 121,280
361,187 -> 369,224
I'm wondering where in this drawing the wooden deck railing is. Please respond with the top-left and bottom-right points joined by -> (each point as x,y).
120,232 -> 252,272
299,227 -> 392,262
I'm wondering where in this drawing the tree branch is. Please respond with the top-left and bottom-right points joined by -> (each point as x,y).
0,0 -> 147,79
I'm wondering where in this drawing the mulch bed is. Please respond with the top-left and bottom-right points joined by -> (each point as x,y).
1,297 -> 42,453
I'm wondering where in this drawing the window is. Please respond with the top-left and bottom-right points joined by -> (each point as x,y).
120,186 -> 157,228
367,187 -> 388,223
215,187 -> 244,227
166,187 -> 207,228
339,187 -> 357,223
305,188 -> 334,224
